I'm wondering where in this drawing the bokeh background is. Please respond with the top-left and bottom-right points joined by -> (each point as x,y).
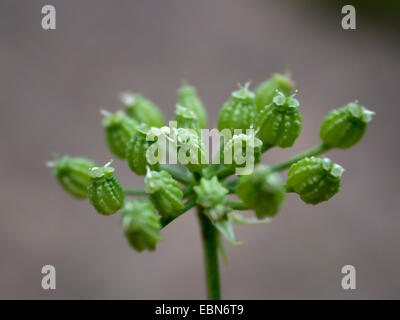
1,0 -> 399,299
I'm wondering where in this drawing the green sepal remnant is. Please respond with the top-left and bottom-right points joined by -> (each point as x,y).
178,82 -> 207,129
256,92 -> 302,148
145,168 -> 184,218
120,92 -> 165,127
320,102 -> 374,149
121,199 -> 163,252
287,157 -> 344,205
52,156 -> 96,199
236,165 -> 285,218
218,83 -> 257,134
102,110 -> 137,159
88,163 -> 124,215
255,72 -> 294,111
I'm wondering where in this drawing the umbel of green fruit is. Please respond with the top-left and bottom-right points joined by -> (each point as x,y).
236,165 -> 285,218
126,124 -> 159,175
256,92 -> 302,148
218,83 -> 257,134
88,162 -> 124,215
320,102 -> 374,149
51,156 -> 96,199
121,199 -> 163,252
145,168 -> 183,218
120,92 -> 165,127
178,82 -> 207,129
102,110 -> 137,159
287,157 -> 344,205
255,72 -> 294,111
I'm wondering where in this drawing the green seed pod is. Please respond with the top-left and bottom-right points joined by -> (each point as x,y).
120,92 -> 165,127
51,156 -> 96,199
102,110 -> 137,159
221,133 -> 262,174
256,92 -> 302,148
320,102 -> 374,149
88,162 -> 124,215
145,169 -> 184,218
236,165 -> 285,218
178,82 -> 207,128
121,199 -> 163,252
255,72 -> 294,111
217,83 -> 257,134
194,177 -> 228,208
174,105 -> 200,131
176,128 -> 208,173
194,177 -> 229,221
126,124 -> 158,175
287,157 -> 344,205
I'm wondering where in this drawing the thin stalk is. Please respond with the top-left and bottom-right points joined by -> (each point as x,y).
271,143 -> 332,172
228,200 -> 249,210
123,187 -> 147,196
197,206 -> 221,300
160,197 -> 196,228
158,164 -> 194,184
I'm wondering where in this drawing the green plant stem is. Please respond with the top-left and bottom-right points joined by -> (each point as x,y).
228,200 -> 249,210
182,185 -> 194,198
271,143 -> 332,172
123,187 -> 148,196
216,167 -> 234,180
197,206 -> 221,300
158,164 -> 194,184
160,197 -> 196,228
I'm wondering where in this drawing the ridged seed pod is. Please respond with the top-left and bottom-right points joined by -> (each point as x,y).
126,124 -> 158,175
236,165 -> 285,218
177,128 -> 208,173
88,163 -> 124,215
174,105 -> 200,131
221,133 -> 262,174
121,199 -> 163,252
320,102 -> 374,149
194,177 -> 228,209
256,92 -> 302,148
194,177 -> 229,221
120,92 -> 165,127
287,157 -> 344,205
255,72 -> 294,111
145,169 -> 184,218
102,110 -> 137,159
178,82 -> 207,128
217,83 -> 257,134
51,156 -> 96,199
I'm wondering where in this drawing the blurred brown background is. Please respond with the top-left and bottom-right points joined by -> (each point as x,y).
0,0 -> 399,299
